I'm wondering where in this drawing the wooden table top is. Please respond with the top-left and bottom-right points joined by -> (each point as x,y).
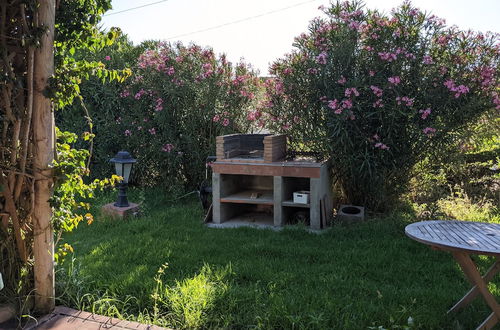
405,220 -> 500,256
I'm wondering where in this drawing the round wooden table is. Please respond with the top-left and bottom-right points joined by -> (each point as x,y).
405,220 -> 500,330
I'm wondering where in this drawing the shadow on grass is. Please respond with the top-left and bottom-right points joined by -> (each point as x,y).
58,190 -> 499,329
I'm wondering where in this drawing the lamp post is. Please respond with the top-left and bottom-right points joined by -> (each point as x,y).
110,151 -> 136,208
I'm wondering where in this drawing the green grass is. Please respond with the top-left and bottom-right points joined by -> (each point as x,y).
57,188 -> 500,329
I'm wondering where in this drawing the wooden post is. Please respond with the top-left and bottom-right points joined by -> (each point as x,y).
32,0 -> 56,314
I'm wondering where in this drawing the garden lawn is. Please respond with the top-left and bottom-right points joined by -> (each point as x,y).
59,189 -> 500,329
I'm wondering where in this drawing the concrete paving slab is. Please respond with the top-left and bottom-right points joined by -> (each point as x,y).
22,306 -> 169,330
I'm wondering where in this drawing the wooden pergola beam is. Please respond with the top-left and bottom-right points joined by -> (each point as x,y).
32,0 -> 56,314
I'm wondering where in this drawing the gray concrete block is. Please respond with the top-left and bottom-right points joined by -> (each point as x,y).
337,205 -> 365,225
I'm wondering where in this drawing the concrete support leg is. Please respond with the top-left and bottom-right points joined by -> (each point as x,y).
273,176 -> 284,226
310,177 -> 321,230
212,172 -> 223,224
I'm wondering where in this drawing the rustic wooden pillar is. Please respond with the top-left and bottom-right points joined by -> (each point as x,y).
32,0 -> 56,314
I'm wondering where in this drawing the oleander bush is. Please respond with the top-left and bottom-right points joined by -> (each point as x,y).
117,42 -> 261,188
58,40 -> 262,189
262,0 -> 500,210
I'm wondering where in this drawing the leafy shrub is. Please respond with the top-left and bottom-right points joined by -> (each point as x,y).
262,1 -> 500,209
58,40 -> 261,189
117,42 -> 261,188
409,109 -> 499,207
56,34 -> 147,181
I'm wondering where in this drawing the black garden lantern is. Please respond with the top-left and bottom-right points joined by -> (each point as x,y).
110,151 -> 136,207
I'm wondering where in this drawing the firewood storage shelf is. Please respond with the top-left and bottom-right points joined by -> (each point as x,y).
212,160 -> 331,230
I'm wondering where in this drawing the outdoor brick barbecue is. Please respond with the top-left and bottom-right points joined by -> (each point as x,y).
212,134 -> 332,230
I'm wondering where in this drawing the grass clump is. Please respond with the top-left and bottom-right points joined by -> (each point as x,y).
152,263 -> 231,328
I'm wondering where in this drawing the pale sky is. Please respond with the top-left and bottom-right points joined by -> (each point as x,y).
101,0 -> 500,75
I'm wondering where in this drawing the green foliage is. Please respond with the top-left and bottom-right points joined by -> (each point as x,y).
55,33 -> 140,179
263,1 -> 500,210
408,109 -> 499,218
51,128 -> 120,261
436,193 -> 498,222
48,2 -> 135,264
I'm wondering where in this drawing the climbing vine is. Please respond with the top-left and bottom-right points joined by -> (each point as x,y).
0,0 -> 129,313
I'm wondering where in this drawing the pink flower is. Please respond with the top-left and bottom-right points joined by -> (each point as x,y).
479,66 -> 495,87
345,88 -> 359,97
419,108 -> 432,119
396,96 -> 414,107
436,35 -> 449,46
246,110 -> 261,121
222,118 -> 230,127
328,99 -> 339,110
374,142 -> 390,150
409,8 -> 420,16
213,115 -> 220,122
337,76 -> 347,84
444,80 -> 469,98
372,99 -> 384,108
162,144 -> 174,152
282,124 -> 291,130
348,21 -> 361,30
454,85 -> 469,98
155,98 -> 164,111
134,89 -> 146,100
369,70 -> 375,77
293,116 -> 300,124
388,76 -> 401,85
124,130 -> 131,136
341,99 -> 353,109
405,52 -> 416,60
378,52 -> 397,62
166,67 -> 175,75
370,85 -> 383,97
422,55 -> 433,64
444,79 -> 455,89
104,55 -> 111,61
120,90 -> 130,98
423,127 -> 436,135
307,68 -> 318,74
149,128 -> 156,135
316,51 -> 328,65
492,92 -> 500,110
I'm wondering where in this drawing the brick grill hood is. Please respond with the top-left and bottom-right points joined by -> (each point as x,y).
216,134 -> 286,163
